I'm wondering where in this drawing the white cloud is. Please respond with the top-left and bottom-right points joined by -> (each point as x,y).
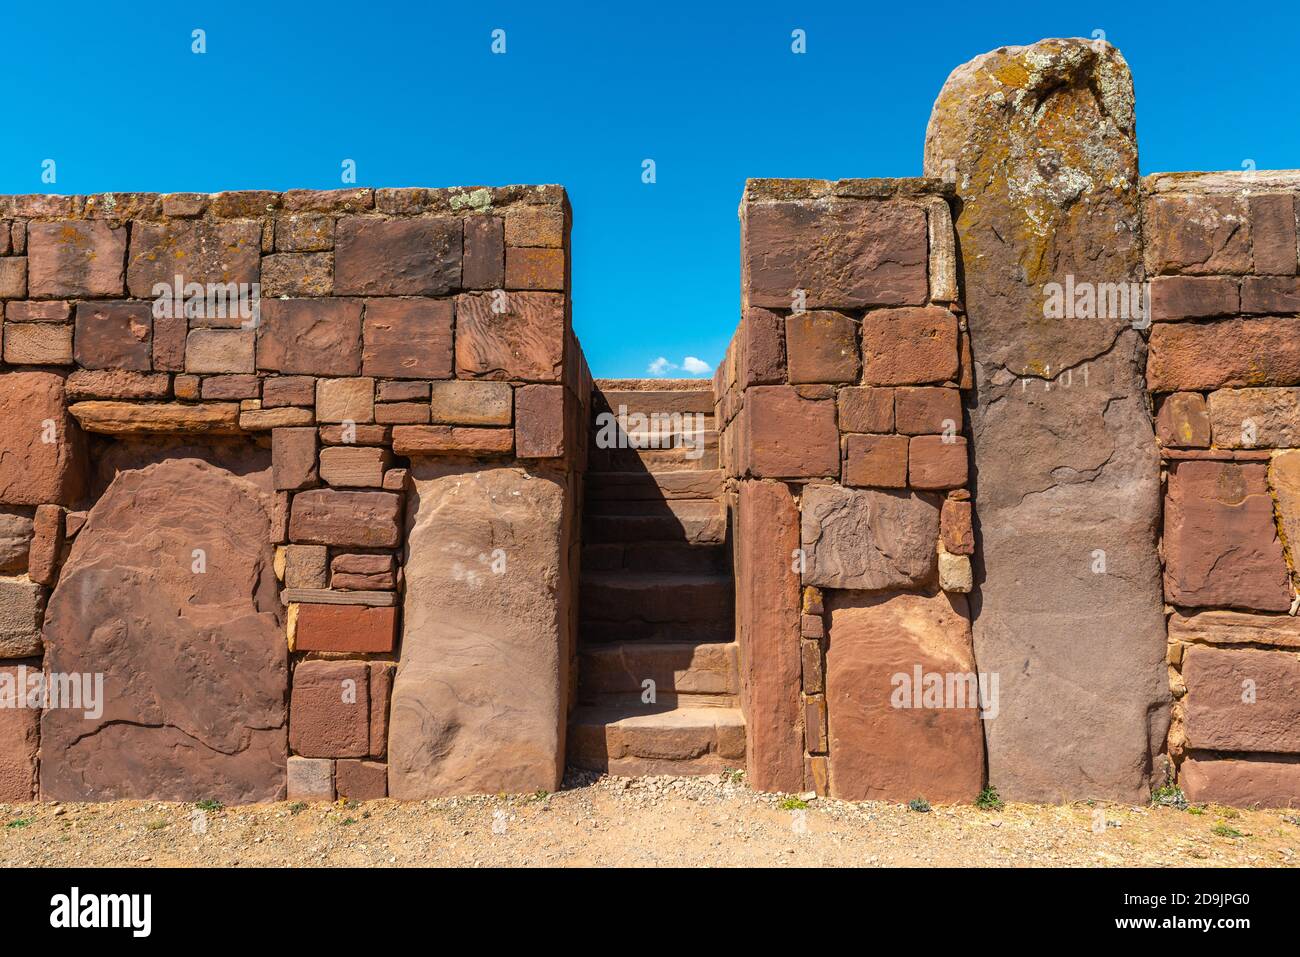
646,355 -> 714,377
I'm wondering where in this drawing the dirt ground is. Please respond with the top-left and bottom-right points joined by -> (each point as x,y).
1,771 -> 1296,868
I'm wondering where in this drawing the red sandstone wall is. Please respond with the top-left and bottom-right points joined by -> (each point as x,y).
717,177 -> 983,801
1144,171 -> 1300,807
0,186 -> 586,803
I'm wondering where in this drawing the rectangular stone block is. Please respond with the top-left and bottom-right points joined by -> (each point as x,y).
1148,319 -> 1300,391
125,219 -> 261,298
334,217 -> 462,296
64,370 -> 170,401
1207,387 -> 1300,448
239,404 -> 313,430
375,402 -> 429,424
390,425 -> 513,456
294,603 -> 397,653
3,322 -> 72,365
1149,275 -> 1240,321
69,400 -> 240,435
505,246 -> 565,290
289,659 -> 370,758
377,380 -> 429,402
0,258 -> 26,298
362,298 -> 453,379
504,207 -> 565,247
1241,276 -> 1300,313
257,299 -> 362,376
738,307 -> 786,387
462,216 -> 504,289
74,301 -> 152,371
743,198 -> 927,309
288,489 -> 401,547
842,433 -> 907,488
735,480 -> 803,792
201,374 -> 260,400
1143,193 -> 1250,275
1181,755 -> 1300,809
454,291 -> 565,381
861,306 -> 959,386
319,424 -> 389,445
319,445 -> 390,487
1249,193 -> 1298,275
428,379 -> 513,425
908,435 -> 968,489
785,311 -> 860,384
0,576 -> 44,658
27,221 -> 126,298
369,661 -> 395,759
940,496 -> 974,556
1164,460 -> 1292,611
1183,646 -> 1300,753
275,213 -> 334,252
1156,392 -> 1211,447
152,314 -> 186,371
263,375 -> 316,407
186,329 -> 255,374
0,663 -> 38,800
335,759 -> 387,799
331,553 -> 396,590
515,384 -> 564,458
261,252 -> 333,297
801,484 -> 940,590
286,756 -> 334,801
282,543 -> 328,589
272,427 -> 318,491
804,695 -> 827,754
837,386 -> 893,433
316,377 -> 375,424
740,386 -> 839,479
801,640 -> 824,694
27,503 -> 64,586
5,300 -> 71,323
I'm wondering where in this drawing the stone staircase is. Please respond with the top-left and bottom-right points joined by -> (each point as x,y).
568,379 -> 744,776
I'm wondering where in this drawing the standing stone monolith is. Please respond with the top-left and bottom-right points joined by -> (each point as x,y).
924,39 -> 1169,801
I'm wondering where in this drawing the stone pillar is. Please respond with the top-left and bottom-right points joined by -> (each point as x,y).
925,39 -> 1169,801
387,462 -> 570,797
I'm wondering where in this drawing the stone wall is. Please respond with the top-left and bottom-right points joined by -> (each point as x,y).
716,177 -> 984,801
1145,171 -> 1300,806
0,185 -> 587,802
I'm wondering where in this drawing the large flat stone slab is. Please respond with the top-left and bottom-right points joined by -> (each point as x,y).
825,590 -> 985,803
40,458 -> 287,803
387,463 -> 570,797
925,39 -> 1168,801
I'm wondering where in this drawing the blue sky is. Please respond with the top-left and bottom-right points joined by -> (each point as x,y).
2,2 -> 1297,377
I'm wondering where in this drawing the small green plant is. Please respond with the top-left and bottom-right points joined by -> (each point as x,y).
1151,784 -> 1188,810
975,786 -> 1003,811
529,789 -> 549,802
287,802 -> 308,815
1187,805 -> 1206,816
908,797 -> 931,813
195,799 -> 222,812
340,817 -> 357,826
6,818 -> 31,829
721,768 -> 746,786
1212,822 -> 1244,838
146,819 -> 168,831
779,797 -> 809,811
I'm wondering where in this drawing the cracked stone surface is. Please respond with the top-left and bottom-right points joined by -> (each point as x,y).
925,38 -> 1168,802
40,458 -> 287,803
388,462 -> 569,797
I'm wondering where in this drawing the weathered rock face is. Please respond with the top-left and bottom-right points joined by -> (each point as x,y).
1182,646 -> 1300,753
388,463 -> 569,797
825,591 -> 985,803
925,39 -> 1168,801
1163,461 -> 1292,611
0,371 -> 88,507
40,458 -> 287,803
0,663 -> 39,800
800,485 -> 939,590
1181,755 -> 1300,809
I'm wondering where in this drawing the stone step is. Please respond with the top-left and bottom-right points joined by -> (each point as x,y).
579,641 -> 739,700
567,705 -> 746,776
583,501 -> 726,545
585,469 -> 725,502
583,541 -> 729,574
593,380 -> 715,417
580,572 -> 733,624
581,619 -> 734,644
587,433 -> 719,472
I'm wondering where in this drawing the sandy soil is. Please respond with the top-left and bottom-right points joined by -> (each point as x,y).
1,771 -> 1296,868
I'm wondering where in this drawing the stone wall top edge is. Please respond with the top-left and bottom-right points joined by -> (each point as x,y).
743,177 -> 954,203
594,378 -> 713,391
1142,170 -> 1300,194
0,184 -> 569,220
